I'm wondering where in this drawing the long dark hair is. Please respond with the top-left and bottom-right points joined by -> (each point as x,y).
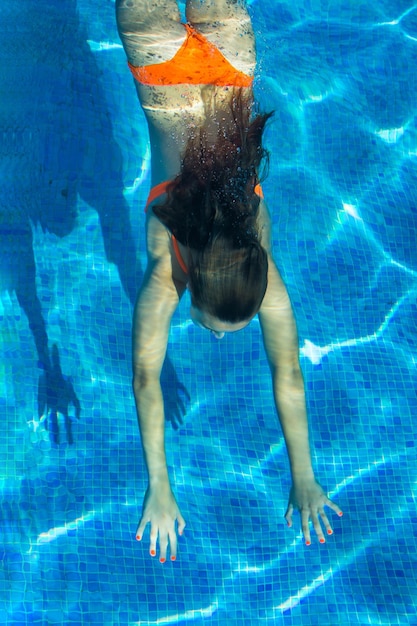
154,91 -> 273,323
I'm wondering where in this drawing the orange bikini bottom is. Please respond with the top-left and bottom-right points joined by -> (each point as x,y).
128,23 -> 253,87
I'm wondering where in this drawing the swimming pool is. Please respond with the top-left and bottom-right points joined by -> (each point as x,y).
1,0 -> 416,623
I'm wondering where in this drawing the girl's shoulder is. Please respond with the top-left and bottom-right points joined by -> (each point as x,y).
145,209 -> 172,257
146,210 -> 189,287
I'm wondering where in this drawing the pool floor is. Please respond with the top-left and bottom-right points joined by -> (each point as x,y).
1,0 -> 417,624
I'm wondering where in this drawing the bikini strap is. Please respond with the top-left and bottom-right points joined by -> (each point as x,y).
171,235 -> 188,274
254,183 -> 263,198
145,180 -> 170,210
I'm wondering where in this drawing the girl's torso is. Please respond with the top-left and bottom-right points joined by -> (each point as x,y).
136,82 -> 253,185
131,19 -> 257,184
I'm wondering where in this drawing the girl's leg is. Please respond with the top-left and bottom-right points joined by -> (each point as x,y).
116,0 -> 186,66
185,0 -> 256,74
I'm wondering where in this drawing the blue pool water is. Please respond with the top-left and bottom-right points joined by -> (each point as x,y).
1,0 -> 417,624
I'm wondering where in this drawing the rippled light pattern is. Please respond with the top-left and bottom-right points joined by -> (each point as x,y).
1,0 -> 416,625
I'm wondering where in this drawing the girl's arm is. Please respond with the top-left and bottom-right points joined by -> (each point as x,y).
258,258 -> 342,544
132,214 -> 187,561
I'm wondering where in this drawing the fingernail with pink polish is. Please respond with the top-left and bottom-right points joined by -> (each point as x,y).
136,535 -> 141,541
171,556 -> 176,561
327,529 -> 333,535
306,541 -> 311,546
160,558 -> 166,563
150,550 -> 156,556
338,511 -> 344,517
319,538 -> 325,544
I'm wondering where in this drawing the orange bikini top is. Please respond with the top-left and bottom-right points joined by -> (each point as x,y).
145,180 -> 263,276
128,24 -> 253,87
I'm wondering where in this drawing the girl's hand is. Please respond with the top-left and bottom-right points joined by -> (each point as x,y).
285,478 -> 343,545
136,485 -> 186,562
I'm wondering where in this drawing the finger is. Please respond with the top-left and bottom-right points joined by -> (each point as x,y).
284,503 -> 293,527
325,498 -> 344,518
158,531 -> 168,563
168,528 -> 178,561
319,508 -> 334,536
301,509 -> 311,545
310,511 -> 325,544
149,525 -> 158,558
177,513 -> 186,536
136,517 -> 148,542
